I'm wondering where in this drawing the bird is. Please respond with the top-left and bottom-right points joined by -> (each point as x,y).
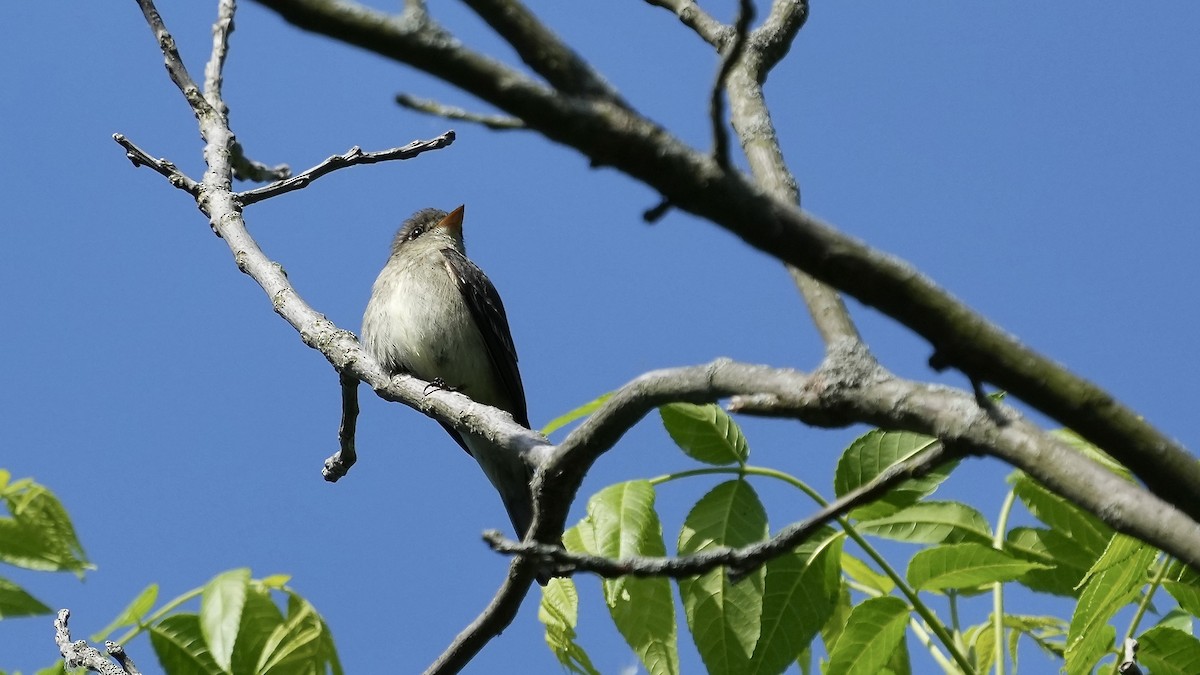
361,205 -> 535,541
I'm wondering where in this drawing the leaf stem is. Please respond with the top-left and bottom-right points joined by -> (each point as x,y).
992,489 -> 1017,675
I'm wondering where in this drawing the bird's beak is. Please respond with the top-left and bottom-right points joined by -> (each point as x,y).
436,205 -> 465,236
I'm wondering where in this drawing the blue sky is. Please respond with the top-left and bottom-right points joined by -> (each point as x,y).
2,2 -> 1198,673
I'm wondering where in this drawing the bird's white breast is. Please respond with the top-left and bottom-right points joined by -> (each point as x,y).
361,244 -> 504,407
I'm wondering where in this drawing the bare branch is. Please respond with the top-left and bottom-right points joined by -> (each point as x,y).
237,132 -> 456,205
231,140 -> 291,182
203,0 -> 236,107
753,0 -> 811,77
521,358 -> 1200,571
643,0 -> 728,48
55,610 -> 140,675
105,642 -> 141,675
133,0 -> 213,117
461,0 -> 625,103
642,197 -> 672,223
709,0 -> 754,171
396,93 -> 525,130
112,134 -> 201,197
491,440 -> 954,581
787,265 -> 861,346
324,372 -> 360,481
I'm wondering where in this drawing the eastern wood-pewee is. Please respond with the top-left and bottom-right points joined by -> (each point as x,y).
361,205 -> 534,539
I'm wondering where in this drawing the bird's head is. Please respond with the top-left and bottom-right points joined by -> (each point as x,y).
390,204 -> 466,256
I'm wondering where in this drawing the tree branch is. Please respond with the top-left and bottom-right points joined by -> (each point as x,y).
490,440 -> 954,581
396,93 -> 525,130
236,132 -> 456,205
203,0 -> 235,107
709,0 -> 753,171
524,358 -> 1200,572
133,0 -> 213,117
112,134 -> 200,196
643,0 -> 727,47
753,0 -> 811,77
250,0 -> 1200,518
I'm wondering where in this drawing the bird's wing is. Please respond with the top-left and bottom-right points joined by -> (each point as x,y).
441,248 -> 530,428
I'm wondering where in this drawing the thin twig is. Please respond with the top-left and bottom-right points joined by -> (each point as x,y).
643,0 -> 727,47
642,198 -> 672,223
324,372 -> 360,481
133,0 -> 212,116
710,0 -> 754,170
112,133 -> 201,196
231,140 -> 291,182
755,0 -> 811,75
237,131 -> 456,205
106,643 -> 141,675
491,441 -> 954,581
396,94 -> 525,130
203,0 -> 236,107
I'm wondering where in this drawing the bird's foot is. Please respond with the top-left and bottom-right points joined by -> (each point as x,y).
423,377 -> 459,396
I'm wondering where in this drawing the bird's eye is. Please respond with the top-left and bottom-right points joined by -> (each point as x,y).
407,226 -> 424,241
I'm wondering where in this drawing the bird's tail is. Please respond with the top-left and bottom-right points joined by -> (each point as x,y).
462,433 -> 546,583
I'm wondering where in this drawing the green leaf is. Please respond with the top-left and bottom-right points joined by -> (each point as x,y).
539,578 -> 600,675
257,592 -> 328,674
258,575 -> 291,590
1003,614 -> 1067,659
201,568 -> 251,672
1064,534 -> 1157,675
586,481 -> 679,675
1164,579 -> 1200,618
562,523 -> 593,556
1011,472 -> 1112,560
1005,526 -> 1095,597
750,528 -> 843,675
821,584 -> 854,659
963,618 -> 996,674
0,575 -> 52,618
230,585 -> 286,675
882,631 -> 912,675
659,403 -> 748,466
542,392 -> 613,436
0,478 -> 91,574
317,615 -> 344,675
857,501 -> 991,545
677,480 -> 767,675
1157,608 -> 1196,634
834,430 -> 957,520
840,551 -> 894,594
91,583 -> 159,642
150,613 -> 225,675
1050,430 -> 1133,480
907,543 -> 1049,592
824,595 -> 910,675
1136,625 -> 1200,675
